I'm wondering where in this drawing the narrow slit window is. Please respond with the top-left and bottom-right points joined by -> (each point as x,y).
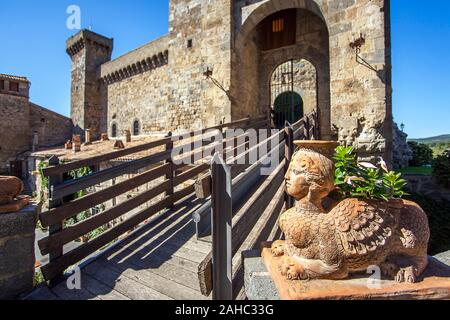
112,123 -> 118,138
0,80 -> 4,90
133,120 -> 140,136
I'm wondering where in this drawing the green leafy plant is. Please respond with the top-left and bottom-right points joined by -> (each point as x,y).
334,146 -> 408,201
34,269 -> 46,286
37,161 -> 49,193
64,167 -> 107,241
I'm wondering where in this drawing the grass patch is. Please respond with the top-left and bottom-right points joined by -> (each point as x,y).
400,166 -> 433,175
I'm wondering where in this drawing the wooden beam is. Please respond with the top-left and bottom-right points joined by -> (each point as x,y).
211,154 -> 233,301
232,161 -> 285,255
47,156 -> 64,286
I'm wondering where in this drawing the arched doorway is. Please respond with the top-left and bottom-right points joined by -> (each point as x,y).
270,59 -> 316,128
233,2 -> 332,138
273,91 -> 303,129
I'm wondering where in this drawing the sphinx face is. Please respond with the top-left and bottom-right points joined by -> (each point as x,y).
285,162 -> 310,200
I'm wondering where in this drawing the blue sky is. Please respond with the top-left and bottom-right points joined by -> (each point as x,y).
0,1 -> 449,139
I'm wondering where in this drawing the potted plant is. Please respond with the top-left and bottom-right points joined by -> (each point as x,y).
334,146 -> 408,208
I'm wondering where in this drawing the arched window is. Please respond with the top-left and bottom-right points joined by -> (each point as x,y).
133,120 -> 140,136
111,123 -> 118,138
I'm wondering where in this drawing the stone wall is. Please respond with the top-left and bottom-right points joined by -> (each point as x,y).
1,75 -> 73,174
29,103 -> 73,148
100,36 -> 171,136
106,66 -> 170,135
167,0 -> 232,131
0,204 -> 38,299
0,93 -> 30,173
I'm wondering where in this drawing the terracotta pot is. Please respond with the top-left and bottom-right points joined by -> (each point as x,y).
293,140 -> 340,159
0,176 -> 23,205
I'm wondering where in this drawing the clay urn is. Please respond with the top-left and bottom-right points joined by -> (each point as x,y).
0,176 -> 24,205
293,140 -> 340,160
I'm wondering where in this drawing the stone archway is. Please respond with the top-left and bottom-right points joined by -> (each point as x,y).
232,0 -> 332,139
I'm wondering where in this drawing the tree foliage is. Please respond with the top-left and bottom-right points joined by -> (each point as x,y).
433,150 -> 450,188
408,141 -> 434,166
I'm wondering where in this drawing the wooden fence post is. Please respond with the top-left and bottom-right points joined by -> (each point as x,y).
47,155 -> 64,286
304,115 -> 311,140
284,124 -> 295,210
165,132 -> 174,210
211,153 -> 233,300
314,109 -> 320,140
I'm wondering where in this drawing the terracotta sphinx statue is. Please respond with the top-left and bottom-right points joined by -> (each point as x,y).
0,176 -> 24,205
271,141 -> 430,284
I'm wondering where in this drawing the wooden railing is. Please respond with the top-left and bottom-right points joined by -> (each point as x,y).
38,114 -> 270,283
196,110 -> 320,299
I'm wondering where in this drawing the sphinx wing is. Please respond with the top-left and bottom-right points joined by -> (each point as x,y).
330,199 -> 396,256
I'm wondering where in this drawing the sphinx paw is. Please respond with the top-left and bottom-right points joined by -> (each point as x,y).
271,240 -> 285,257
381,262 -> 399,278
396,267 -> 416,284
280,257 -> 308,281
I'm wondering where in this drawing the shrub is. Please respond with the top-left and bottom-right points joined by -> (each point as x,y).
334,146 -> 408,201
408,141 -> 434,166
433,150 -> 450,188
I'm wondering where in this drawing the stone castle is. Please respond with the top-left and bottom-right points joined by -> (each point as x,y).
67,0 -> 393,162
1,0 -> 394,176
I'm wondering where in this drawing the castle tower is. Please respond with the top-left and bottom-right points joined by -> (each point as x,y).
0,74 -> 31,174
66,30 -> 113,139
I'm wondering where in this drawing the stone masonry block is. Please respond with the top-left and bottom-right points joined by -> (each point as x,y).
0,204 -> 39,238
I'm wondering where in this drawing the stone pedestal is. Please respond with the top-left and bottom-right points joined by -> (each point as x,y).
244,245 -> 450,300
0,196 -> 30,214
260,244 -> 450,300
0,204 -> 39,300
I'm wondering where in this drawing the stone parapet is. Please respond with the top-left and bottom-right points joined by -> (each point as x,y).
66,29 -> 113,57
100,36 -> 169,84
0,204 -> 39,300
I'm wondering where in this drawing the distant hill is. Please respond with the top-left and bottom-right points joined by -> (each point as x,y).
409,134 -> 450,144
409,134 -> 450,156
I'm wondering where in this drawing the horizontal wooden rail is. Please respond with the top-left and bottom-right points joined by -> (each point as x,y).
51,150 -> 171,199
173,163 -> 209,185
39,180 -> 172,255
232,161 -> 285,255
42,138 -> 171,177
197,159 -> 286,297
40,163 -> 171,228
41,115 -> 267,177
41,184 -> 195,281
38,114 -> 272,284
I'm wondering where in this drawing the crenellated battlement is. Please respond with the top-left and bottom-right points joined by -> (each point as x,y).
66,29 -> 113,57
100,36 -> 169,85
